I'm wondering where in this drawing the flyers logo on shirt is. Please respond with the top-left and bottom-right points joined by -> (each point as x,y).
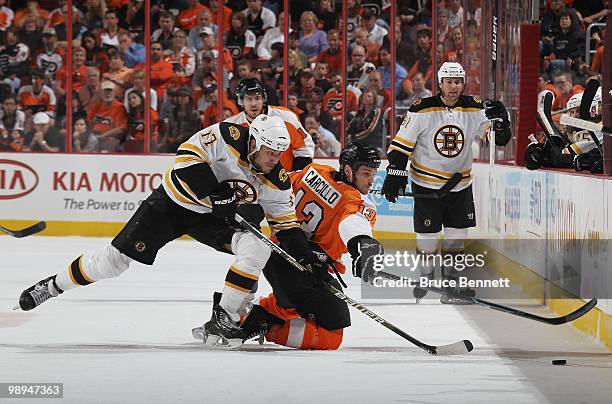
434,125 -> 464,157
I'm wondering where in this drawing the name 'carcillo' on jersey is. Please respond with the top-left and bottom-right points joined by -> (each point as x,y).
162,121 -> 299,233
388,95 -> 491,191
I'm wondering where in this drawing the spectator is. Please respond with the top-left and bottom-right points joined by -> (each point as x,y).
81,31 -> 108,72
296,69 -> 320,105
299,11 -> 328,63
300,91 -> 334,136
165,29 -> 196,78
225,12 -> 256,61
0,95 -> 25,139
288,93 -> 304,116
0,0 -> 15,34
543,10 -> 586,74
256,11 -> 284,60
188,8 -> 216,52
398,71 -> 432,106
447,0 -> 463,28
313,61 -> 332,93
151,10 -> 180,51
304,112 -> 336,143
437,8 -> 452,51
406,27 -> 433,83
446,26 -> 463,62
24,111 -> 62,152
82,0 -> 107,32
72,116 -> 99,153
209,0 -> 233,34
378,46 -> 407,92
36,27 -> 63,80
242,0 -> 276,38
316,29 -> 341,74
540,0 -> 581,39
150,41 -> 174,99
14,0 -> 48,30
125,91 -> 158,153
18,69 -> 56,118
577,2 -> 607,25
551,71 -> 584,111
354,28 -> 380,63
117,0 -> 146,33
177,0 -> 209,31
363,10 -> 388,46
0,127 -> 25,151
0,27 -> 30,78
288,30 -> 308,67
77,66 -> 101,110
260,42 -> 284,81
124,69 -> 158,112
47,0 -> 83,29
323,73 -> 359,122
118,32 -> 145,68
306,120 -> 341,158
18,16 -> 41,56
88,81 -> 128,152
160,86 -> 201,153
314,0 -> 337,32
102,53 -> 134,97
99,10 -> 127,50
346,0 -> 363,42
347,88 -> 383,150
368,70 -> 391,111
347,45 -> 376,89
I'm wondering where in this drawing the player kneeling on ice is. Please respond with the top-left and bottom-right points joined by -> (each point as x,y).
16,114 -> 319,350
381,62 -> 511,304
221,142 -> 384,350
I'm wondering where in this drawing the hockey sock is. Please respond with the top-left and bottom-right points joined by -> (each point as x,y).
221,266 -> 259,322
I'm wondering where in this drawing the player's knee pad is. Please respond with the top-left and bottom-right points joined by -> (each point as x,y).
442,228 -> 468,252
266,318 -> 344,350
231,231 -> 271,277
84,245 -> 133,280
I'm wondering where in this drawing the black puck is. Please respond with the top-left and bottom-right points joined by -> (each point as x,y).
552,359 -> 567,365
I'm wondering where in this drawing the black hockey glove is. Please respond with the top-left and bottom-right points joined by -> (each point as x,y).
381,165 -> 409,203
484,100 -> 508,121
348,236 -> 384,284
209,182 -> 237,224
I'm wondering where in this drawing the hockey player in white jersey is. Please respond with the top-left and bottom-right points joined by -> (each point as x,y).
565,86 -> 604,173
381,62 -> 511,302
16,115 -> 318,349
225,78 -> 315,170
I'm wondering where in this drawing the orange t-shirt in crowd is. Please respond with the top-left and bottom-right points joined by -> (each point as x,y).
18,85 -> 56,113
14,6 -> 49,28
55,64 -> 88,92
203,98 -> 239,128
151,58 -> 174,98
177,4 -> 209,30
316,49 -> 341,75
88,100 -> 128,135
323,88 -> 358,118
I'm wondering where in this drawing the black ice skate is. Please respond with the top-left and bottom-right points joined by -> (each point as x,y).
15,275 -> 63,311
413,271 -> 434,304
439,269 -> 475,305
240,305 -> 284,345
192,292 -> 245,349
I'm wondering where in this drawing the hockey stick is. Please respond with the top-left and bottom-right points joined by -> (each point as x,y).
377,271 -> 597,326
0,221 -> 46,238
537,91 -> 573,146
579,79 -> 603,154
235,213 -> 473,355
370,172 -> 463,199
559,115 -> 611,136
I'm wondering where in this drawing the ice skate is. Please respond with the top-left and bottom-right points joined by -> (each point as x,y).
14,275 -> 63,311
240,304 -> 284,345
439,269 -> 475,305
192,292 -> 245,349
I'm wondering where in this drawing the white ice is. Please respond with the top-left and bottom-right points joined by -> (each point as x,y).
1,236 -> 611,404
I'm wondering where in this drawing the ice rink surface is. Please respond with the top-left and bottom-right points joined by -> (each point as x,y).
1,236 -> 611,404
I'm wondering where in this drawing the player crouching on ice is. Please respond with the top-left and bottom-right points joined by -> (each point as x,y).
381,61 -> 511,303
218,142 -> 384,350
16,115 -> 321,350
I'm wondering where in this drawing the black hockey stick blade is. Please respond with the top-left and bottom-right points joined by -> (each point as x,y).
0,221 -> 46,238
370,172 -> 463,199
580,79 -> 599,121
235,214 -> 473,355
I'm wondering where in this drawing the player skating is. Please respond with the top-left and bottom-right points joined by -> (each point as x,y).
381,61 -> 511,303
207,142 -> 384,350
16,115 -> 318,349
225,78 -> 315,170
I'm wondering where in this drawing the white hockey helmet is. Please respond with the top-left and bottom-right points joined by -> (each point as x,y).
566,92 -> 583,110
438,62 -> 465,84
249,115 -> 290,153
590,87 -> 602,117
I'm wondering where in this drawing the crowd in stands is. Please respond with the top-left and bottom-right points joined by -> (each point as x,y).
0,0 -> 607,159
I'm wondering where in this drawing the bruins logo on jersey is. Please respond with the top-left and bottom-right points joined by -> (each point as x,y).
279,168 -> 288,182
412,98 -> 422,107
229,126 -> 241,140
434,125 -> 464,157
224,179 -> 257,203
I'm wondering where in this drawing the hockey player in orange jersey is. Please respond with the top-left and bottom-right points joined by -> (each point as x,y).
225,78 -> 314,171
239,142 -> 385,350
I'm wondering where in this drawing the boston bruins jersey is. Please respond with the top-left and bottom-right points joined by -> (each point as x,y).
162,122 -> 299,233
290,163 -> 376,273
225,105 -> 315,170
388,95 -> 491,191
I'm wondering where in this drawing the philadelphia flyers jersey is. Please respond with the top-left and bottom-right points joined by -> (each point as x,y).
225,105 -> 314,170
162,121 -> 299,234
290,163 -> 376,273
388,95 -> 491,191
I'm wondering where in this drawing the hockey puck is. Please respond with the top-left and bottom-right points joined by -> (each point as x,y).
552,359 -> 567,365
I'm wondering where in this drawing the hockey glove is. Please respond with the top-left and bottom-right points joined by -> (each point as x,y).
210,182 -> 237,224
381,166 -> 409,203
484,100 -> 508,121
348,236 -> 384,284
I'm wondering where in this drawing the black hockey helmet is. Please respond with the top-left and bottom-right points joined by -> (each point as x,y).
236,78 -> 267,107
338,142 -> 381,184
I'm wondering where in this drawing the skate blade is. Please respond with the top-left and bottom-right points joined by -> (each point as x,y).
440,297 -> 474,305
192,327 -> 206,341
12,305 -> 22,311
202,334 -> 243,350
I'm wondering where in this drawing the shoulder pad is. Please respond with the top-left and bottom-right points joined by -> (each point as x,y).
219,122 -> 250,158
408,95 -> 440,112
460,95 -> 484,109
263,164 -> 292,190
